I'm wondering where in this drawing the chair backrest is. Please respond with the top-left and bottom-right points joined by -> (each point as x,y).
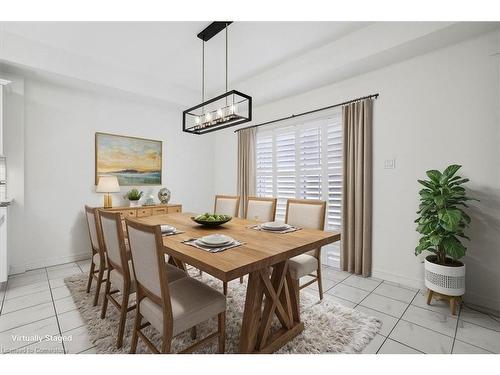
99,210 -> 129,273
245,197 -> 277,222
84,205 -> 101,254
126,220 -> 162,300
285,199 -> 326,230
125,219 -> 174,329
214,195 -> 240,217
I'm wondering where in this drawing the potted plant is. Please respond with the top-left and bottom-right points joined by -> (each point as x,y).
124,189 -> 143,207
415,165 -> 477,310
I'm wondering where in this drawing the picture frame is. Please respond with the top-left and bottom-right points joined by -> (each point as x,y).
95,132 -> 162,186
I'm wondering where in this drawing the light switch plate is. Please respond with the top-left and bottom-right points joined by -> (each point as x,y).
384,159 -> 396,169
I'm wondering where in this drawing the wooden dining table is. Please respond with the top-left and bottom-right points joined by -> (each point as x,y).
136,212 -> 340,354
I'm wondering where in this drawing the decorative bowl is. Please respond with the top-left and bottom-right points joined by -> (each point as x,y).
191,214 -> 232,227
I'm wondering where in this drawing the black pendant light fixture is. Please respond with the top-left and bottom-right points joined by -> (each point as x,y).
183,22 -> 252,134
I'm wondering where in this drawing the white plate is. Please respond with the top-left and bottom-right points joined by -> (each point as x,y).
160,225 -> 176,233
195,239 -> 235,248
199,234 -> 233,245
261,222 -> 290,231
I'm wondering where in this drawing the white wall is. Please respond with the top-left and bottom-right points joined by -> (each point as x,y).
3,75 -> 215,273
2,73 -> 25,277
213,32 -> 500,310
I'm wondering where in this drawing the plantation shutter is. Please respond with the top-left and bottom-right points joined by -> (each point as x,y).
275,128 -> 296,220
255,110 -> 343,267
326,112 -> 343,231
255,132 -> 273,198
299,125 -> 322,201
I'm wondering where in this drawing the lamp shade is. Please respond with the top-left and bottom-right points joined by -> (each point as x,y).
96,175 -> 120,193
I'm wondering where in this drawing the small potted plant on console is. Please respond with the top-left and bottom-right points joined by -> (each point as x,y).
125,188 -> 143,207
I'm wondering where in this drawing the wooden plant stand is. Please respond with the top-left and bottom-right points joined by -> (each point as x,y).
427,289 -> 463,315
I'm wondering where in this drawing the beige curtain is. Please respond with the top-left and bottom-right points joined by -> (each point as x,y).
341,99 -> 373,277
237,127 -> 256,217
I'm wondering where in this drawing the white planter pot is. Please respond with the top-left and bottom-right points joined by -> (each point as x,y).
129,200 -> 140,207
424,255 -> 465,296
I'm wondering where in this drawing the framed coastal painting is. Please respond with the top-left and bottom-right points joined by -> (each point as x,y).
95,132 -> 162,186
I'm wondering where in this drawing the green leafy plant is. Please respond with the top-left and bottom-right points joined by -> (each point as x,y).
125,189 -> 143,201
415,165 -> 477,265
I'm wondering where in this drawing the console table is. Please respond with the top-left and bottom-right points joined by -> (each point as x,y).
101,203 -> 182,219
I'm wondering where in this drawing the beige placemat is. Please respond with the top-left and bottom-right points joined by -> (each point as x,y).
249,225 -> 301,234
162,230 -> 185,236
182,238 -> 244,253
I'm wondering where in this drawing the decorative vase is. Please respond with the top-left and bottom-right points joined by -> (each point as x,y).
144,195 -> 155,206
129,200 -> 140,207
424,255 -> 465,296
158,188 -> 171,204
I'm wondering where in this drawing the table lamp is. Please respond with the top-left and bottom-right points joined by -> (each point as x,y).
96,175 -> 120,208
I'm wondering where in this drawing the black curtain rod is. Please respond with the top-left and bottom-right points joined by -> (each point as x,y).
234,93 -> 379,133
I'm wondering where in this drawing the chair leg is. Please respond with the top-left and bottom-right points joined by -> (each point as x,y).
316,261 -> 324,300
116,292 -> 129,349
218,312 -> 226,354
86,262 -> 95,293
223,282 -> 228,295
130,308 -> 141,354
161,337 -> 172,354
190,326 -> 197,340
239,276 -> 244,284
100,271 -> 111,319
92,267 -> 105,306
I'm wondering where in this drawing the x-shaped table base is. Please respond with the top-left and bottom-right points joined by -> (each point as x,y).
239,260 -> 303,353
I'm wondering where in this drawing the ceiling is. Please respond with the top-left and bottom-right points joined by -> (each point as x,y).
1,21 -> 499,107
0,22 -> 370,99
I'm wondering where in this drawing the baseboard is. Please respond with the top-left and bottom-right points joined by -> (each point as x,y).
462,292 -> 500,313
372,267 -> 500,312
372,268 -> 425,290
9,252 -> 91,275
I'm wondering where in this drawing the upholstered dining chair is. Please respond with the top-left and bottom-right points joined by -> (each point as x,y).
84,205 -> 107,306
245,196 -> 277,222
285,199 -> 327,301
99,210 -> 139,349
126,219 -> 227,354
214,195 -> 240,217
235,196 -> 278,284
205,194 -> 241,294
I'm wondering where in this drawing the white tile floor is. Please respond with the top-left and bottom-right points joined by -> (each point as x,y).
302,268 -> 500,354
0,260 -> 499,354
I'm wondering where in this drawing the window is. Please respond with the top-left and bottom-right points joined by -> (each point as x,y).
255,110 -> 343,266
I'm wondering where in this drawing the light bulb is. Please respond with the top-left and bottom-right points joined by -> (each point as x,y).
230,103 -> 238,115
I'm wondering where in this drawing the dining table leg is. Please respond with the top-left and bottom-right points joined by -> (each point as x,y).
239,271 -> 265,352
238,259 -> 304,354
167,255 -> 187,272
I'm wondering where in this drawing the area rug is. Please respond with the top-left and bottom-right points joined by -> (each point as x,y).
64,271 -> 381,354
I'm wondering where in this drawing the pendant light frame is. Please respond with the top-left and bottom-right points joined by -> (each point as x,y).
183,22 -> 252,135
